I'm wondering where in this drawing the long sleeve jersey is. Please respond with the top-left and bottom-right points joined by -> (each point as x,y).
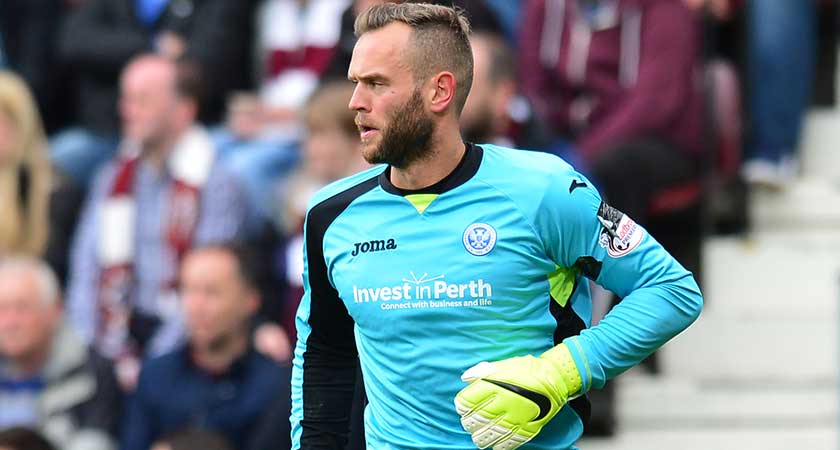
291,143 -> 702,449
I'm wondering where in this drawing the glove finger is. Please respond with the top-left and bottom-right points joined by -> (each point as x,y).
471,417 -> 515,449
461,361 -> 497,382
492,432 -> 531,450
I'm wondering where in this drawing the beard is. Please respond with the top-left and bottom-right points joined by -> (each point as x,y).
364,88 -> 435,169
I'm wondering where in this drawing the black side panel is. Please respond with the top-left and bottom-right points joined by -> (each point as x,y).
549,280 -> 591,427
300,175 -> 379,449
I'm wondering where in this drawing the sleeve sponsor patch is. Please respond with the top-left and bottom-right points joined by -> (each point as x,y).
596,202 -> 644,258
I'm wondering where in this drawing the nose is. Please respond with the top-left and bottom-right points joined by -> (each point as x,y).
348,84 -> 369,112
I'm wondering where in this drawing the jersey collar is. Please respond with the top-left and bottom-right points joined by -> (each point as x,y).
378,143 -> 483,196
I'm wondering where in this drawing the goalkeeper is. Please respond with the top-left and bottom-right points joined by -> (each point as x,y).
290,3 -> 703,450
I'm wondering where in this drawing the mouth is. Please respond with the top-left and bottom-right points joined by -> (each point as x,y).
356,122 -> 379,140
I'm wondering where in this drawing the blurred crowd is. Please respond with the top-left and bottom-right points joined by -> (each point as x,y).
0,0 -> 836,449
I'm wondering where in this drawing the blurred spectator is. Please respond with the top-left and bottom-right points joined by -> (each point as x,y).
519,0 -> 704,435
0,427 -> 56,450
741,0 -> 816,188
212,0 -> 351,225
0,71 -> 83,286
65,55 -> 248,390
53,0 -> 256,186
519,0 -> 703,229
277,80 -> 370,341
120,243 -> 291,450
460,32 -> 555,150
0,257 -> 121,450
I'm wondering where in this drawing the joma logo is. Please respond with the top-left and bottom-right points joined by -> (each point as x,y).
352,238 -> 397,256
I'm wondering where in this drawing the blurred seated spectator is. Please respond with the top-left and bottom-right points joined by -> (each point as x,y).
519,0 -> 703,231
0,427 -> 56,450
0,71 -> 83,286
211,0 -> 351,224
150,429 -> 233,450
53,0 -> 256,187
277,80 -> 370,341
519,0 -> 705,435
0,257 -> 121,450
65,55 -> 249,390
460,31 -> 555,151
120,243 -> 291,450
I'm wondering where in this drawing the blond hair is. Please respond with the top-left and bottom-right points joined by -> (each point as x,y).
355,2 -> 473,114
0,71 -> 51,256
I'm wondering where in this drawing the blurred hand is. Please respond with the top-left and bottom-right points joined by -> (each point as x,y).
683,0 -> 733,20
254,323 -> 292,363
156,31 -> 187,60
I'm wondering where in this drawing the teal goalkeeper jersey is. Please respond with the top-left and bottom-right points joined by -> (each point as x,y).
291,144 -> 702,449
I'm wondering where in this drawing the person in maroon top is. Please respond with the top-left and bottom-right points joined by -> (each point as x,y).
519,0 -> 704,225
519,0 -> 705,435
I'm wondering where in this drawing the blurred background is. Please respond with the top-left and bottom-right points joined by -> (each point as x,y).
0,0 -> 837,450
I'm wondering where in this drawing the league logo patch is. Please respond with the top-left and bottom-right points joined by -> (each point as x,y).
463,223 -> 497,256
597,202 -> 644,258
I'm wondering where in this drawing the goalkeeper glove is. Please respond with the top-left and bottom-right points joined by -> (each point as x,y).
454,344 -> 583,450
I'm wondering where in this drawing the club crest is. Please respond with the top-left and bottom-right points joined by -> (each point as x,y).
463,223 -> 497,256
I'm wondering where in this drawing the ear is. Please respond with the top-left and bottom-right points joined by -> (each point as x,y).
492,80 -> 516,121
177,97 -> 199,123
245,288 -> 261,316
429,71 -> 456,114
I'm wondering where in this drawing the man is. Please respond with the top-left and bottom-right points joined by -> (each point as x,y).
121,243 -> 291,450
460,31 -> 554,151
65,54 -> 248,389
53,0 -> 255,185
0,257 -> 121,450
291,3 -> 702,450
519,0 -> 703,228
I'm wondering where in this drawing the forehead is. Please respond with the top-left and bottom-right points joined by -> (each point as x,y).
183,249 -> 238,280
348,22 -> 414,79
0,270 -> 40,303
122,60 -> 174,89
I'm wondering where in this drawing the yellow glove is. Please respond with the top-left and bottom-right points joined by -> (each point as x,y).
454,344 -> 582,450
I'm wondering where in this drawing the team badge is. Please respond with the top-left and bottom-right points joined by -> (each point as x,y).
597,202 -> 644,258
463,223 -> 497,256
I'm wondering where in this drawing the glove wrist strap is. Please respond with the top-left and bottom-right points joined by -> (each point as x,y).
541,343 -> 583,397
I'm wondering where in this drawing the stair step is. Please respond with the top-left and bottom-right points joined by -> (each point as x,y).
702,233 -> 840,317
660,315 -> 836,381
748,176 -> 840,232
801,109 -> 840,180
578,427 -> 836,450
615,374 -> 836,427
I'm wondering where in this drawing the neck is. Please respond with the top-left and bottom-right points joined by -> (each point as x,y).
191,329 -> 249,374
10,345 -> 50,378
143,125 -> 187,171
390,122 -> 465,190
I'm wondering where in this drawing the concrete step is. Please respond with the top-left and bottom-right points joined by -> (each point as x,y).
748,176 -> 840,232
614,373 -> 836,428
660,314 -> 837,382
578,427 -> 836,450
801,109 -> 840,180
702,233 -> 840,317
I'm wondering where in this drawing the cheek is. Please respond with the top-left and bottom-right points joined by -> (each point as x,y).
0,119 -> 18,162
